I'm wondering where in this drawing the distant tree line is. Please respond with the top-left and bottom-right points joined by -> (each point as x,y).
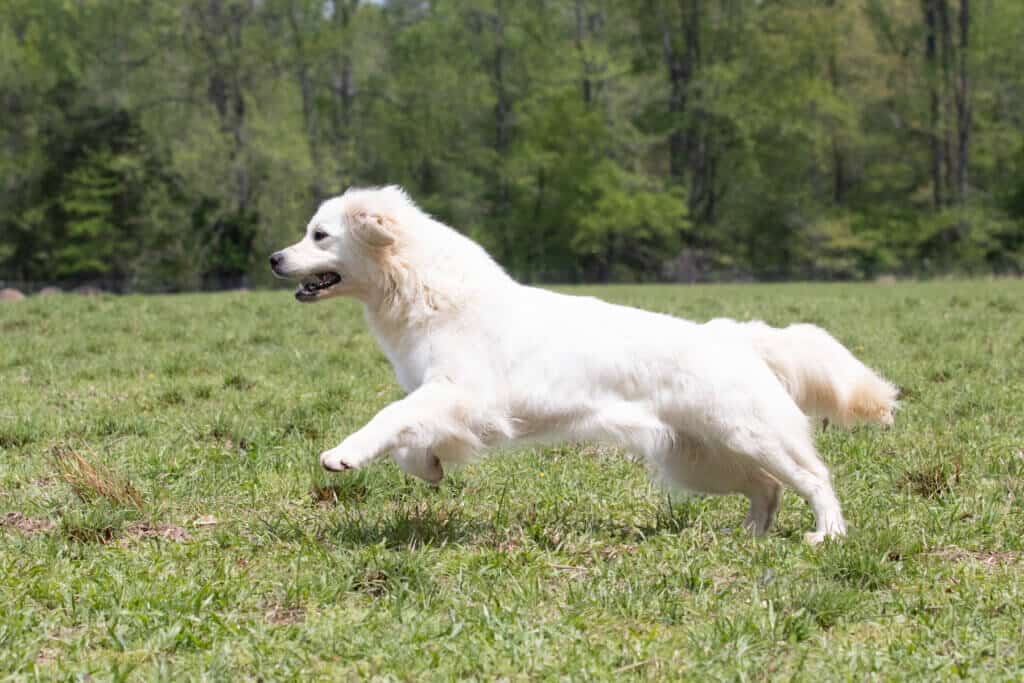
1,0 -> 1022,289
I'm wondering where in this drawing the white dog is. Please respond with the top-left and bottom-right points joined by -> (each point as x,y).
270,186 -> 897,542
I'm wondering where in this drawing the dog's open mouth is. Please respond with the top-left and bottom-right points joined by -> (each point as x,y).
295,272 -> 342,301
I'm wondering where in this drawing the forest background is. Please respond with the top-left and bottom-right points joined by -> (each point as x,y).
2,0 -> 1022,290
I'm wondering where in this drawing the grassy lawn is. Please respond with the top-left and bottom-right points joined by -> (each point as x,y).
2,280 -> 1023,680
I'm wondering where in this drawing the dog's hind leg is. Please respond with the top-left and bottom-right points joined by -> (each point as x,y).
393,448 -> 444,485
742,469 -> 783,537
659,442 -> 783,536
705,383 -> 846,543
735,430 -> 846,544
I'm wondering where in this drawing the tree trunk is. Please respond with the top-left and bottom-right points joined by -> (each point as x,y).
493,1 -> 509,156
705,150 -> 718,221
332,1 -> 357,148
492,0 -> 512,261
661,23 -> 687,182
922,0 -> 943,209
664,0 -> 699,179
936,0 -> 955,203
195,0 -> 251,215
657,0 -> 712,230
684,0 -> 708,222
188,0 -> 255,279
826,0 -> 846,205
531,167 -> 546,281
955,0 -> 970,205
574,0 -> 592,106
287,0 -> 323,202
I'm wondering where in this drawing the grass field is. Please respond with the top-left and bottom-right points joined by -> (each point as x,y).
2,280 -> 1023,680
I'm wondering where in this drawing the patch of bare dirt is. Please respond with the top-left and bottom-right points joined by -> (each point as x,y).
266,606 -> 306,625
578,444 -> 624,460
192,514 -> 219,528
1,511 -> 55,535
929,547 -> 1022,567
121,522 -> 190,543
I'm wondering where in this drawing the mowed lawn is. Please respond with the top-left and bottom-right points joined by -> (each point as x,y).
1,280 -> 1023,680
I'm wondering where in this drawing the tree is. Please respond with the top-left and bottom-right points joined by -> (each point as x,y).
1,0 -> 1022,286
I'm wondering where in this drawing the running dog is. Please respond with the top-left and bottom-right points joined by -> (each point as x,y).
270,186 -> 897,542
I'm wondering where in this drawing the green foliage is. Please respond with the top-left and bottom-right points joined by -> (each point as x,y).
0,0 -> 1022,285
55,147 -> 134,278
573,160 -> 688,280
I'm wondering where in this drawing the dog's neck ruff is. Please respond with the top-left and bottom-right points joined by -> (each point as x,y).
360,209 -> 514,328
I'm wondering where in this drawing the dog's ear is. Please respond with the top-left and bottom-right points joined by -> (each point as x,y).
350,211 -> 396,248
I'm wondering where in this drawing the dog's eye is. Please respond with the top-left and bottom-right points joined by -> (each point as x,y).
312,229 -> 328,242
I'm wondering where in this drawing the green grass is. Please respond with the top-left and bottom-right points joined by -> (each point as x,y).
2,280 -> 1023,680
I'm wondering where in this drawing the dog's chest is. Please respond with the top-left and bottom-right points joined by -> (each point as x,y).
389,352 -> 425,393
367,321 -> 429,393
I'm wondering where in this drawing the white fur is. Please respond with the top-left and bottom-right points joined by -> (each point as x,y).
272,186 -> 898,542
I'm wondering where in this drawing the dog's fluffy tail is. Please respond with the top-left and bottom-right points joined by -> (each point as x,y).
708,319 -> 898,427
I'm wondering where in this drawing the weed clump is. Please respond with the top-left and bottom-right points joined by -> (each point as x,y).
223,373 -> 254,391
0,420 -> 38,450
50,444 -> 144,509
903,461 -> 962,499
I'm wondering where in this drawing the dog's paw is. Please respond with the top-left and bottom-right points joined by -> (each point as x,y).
320,448 -> 355,472
804,531 -> 828,546
803,527 -> 847,546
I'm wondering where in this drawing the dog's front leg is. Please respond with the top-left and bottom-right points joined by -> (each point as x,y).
320,383 -> 466,472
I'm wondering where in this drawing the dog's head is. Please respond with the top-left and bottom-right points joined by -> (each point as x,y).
269,188 -> 403,303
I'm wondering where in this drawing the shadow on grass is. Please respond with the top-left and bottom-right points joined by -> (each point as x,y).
308,498 -> 705,553
321,506 -> 485,549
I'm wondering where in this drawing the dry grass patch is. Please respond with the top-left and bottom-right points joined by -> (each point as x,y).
928,547 -> 1022,568
266,606 -> 306,625
309,482 -> 367,507
122,522 -> 190,543
50,443 -> 143,509
1,511 -> 55,535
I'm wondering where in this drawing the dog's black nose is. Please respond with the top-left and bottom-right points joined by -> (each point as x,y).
269,252 -> 283,270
